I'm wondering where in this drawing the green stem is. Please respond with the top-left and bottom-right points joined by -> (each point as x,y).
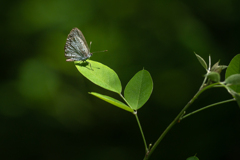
143,82 -> 219,160
119,93 -> 132,109
135,114 -> 148,153
199,75 -> 208,90
181,98 -> 235,120
119,93 -> 148,153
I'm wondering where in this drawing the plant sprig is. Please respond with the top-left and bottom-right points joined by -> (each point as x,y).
72,54 -> 240,160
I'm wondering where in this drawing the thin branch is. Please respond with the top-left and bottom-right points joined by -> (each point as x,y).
135,114 -> 148,153
181,98 -> 235,120
143,82 -> 220,160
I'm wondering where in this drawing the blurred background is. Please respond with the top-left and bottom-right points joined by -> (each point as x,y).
1,0 -> 240,159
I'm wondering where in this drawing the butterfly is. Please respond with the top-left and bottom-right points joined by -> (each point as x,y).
65,28 -> 107,70
64,27 -> 92,63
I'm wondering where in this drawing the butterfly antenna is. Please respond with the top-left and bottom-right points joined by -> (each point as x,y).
89,41 -> 92,51
88,61 -> 93,71
92,50 -> 108,53
90,41 -> 108,53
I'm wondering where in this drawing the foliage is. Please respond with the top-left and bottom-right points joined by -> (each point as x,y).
73,53 -> 240,159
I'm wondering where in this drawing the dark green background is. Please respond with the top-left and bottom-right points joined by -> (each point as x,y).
1,0 -> 240,159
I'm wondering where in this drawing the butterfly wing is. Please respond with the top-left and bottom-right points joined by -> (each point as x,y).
64,28 -> 92,61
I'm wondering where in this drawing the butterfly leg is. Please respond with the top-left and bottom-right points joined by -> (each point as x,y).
86,61 -> 93,71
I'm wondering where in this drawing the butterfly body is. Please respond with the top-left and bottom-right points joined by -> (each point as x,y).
64,28 -> 92,62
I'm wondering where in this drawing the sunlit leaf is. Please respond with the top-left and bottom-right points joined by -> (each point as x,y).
124,69 -> 153,110
89,92 -> 133,113
75,60 -> 122,93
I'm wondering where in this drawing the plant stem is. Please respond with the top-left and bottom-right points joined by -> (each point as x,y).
143,82 -> 219,160
135,114 -> 148,153
199,76 -> 208,90
119,93 -> 132,109
181,98 -> 235,119
119,93 -> 148,153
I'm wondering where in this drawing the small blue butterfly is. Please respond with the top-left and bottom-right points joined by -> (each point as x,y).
64,28 -> 107,70
65,28 -> 107,70
65,27 -> 92,62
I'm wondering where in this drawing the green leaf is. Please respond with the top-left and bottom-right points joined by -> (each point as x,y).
211,61 -> 227,74
195,53 -> 207,70
211,61 -> 220,71
124,69 -> 153,110
226,88 -> 240,108
75,60 -> 122,93
89,92 -> 134,113
225,54 -> 240,93
232,92 -> 240,108
206,71 -> 220,82
186,156 -> 199,160
225,74 -> 240,86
